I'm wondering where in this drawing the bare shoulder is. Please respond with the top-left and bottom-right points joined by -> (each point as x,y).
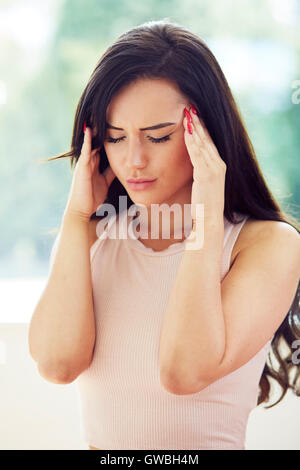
247,218 -> 299,245
232,217 -> 300,266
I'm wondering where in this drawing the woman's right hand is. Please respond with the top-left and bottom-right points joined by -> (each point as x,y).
64,125 -> 116,220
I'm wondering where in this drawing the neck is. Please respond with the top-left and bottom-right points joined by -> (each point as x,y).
127,181 -> 197,241
132,195 -> 194,241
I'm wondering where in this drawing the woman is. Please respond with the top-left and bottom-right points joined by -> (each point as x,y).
28,20 -> 300,450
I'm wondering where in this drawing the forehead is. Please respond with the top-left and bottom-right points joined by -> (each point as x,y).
106,78 -> 188,122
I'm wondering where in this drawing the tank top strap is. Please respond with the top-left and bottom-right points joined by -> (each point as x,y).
222,213 -> 250,276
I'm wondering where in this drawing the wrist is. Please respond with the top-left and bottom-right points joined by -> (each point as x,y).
191,214 -> 223,231
63,209 -> 91,226
186,215 -> 224,251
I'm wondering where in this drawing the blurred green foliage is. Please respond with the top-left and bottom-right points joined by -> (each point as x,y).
0,0 -> 299,277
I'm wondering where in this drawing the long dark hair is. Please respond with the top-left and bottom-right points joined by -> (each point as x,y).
46,19 -> 300,408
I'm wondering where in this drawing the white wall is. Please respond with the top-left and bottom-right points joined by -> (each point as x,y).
0,323 -> 299,450
0,323 -> 86,450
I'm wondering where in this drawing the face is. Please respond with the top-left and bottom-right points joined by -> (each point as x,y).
103,78 -> 194,215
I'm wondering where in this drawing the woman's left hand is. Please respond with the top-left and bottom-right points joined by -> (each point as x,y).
183,105 -> 227,222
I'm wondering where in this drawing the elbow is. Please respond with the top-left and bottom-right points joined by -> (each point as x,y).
37,359 -> 88,385
160,369 -> 207,395
160,376 -> 186,395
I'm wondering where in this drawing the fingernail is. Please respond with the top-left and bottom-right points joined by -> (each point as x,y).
187,122 -> 193,135
191,105 -> 198,115
83,121 -> 87,133
184,108 -> 192,123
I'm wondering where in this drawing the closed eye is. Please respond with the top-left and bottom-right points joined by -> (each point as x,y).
105,135 -> 171,144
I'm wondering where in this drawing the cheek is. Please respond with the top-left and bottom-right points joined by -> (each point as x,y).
171,140 -> 194,175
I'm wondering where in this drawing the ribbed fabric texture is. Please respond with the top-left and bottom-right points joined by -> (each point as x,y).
49,209 -> 273,450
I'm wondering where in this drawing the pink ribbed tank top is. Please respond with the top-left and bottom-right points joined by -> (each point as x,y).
49,209 -> 273,450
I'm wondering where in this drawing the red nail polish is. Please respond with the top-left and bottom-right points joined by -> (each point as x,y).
187,122 -> 193,134
83,121 -> 87,133
191,105 -> 198,115
184,108 -> 192,122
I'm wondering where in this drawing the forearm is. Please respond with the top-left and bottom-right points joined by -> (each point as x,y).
159,216 -> 225,390
28,212 -> 95,375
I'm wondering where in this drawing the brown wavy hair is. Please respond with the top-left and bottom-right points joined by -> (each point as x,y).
46,19 -> 300,408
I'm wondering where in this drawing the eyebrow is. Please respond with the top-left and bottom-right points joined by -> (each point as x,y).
105,122 -> 176,131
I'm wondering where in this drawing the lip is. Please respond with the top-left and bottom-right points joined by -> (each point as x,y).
127,179 -> 157,191
127,178 -> 156,183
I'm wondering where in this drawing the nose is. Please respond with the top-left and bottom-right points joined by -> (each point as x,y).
124,138 -> 148,170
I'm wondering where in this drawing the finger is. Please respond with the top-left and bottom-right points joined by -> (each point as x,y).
189,115 -> 209,153
90,149 -> 100,172
193,116 -> 218,160
185,108 -> 223,170
189,115 -> 218,166
184,110 -> 205,149
192,114 -> 206,140
102,165 -> 116,187
200,128 -> 222,165
185,117 -> 211,168
183,111 -> 212,169
183,113 -> 194,140
186,106 -> 208,144
81,126 -> 92,161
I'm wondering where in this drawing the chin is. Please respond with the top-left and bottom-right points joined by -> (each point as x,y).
128,190 -> 178,209
130,198 -> 153,209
